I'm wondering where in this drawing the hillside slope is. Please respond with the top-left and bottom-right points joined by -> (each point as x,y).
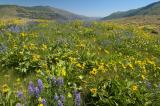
103,1 -> 160,20
0,5 -> 91,21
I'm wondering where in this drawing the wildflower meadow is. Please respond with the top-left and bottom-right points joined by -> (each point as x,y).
0,18 -> 160,106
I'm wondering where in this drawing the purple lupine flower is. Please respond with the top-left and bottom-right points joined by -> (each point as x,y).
147,82 -> 152,89
58,100 -> 63,106
75,92 -> 81,106
60,95 -> 65,102
17,91 -> 23,99
16,103 -> 21,106
42,98 -> 47,105
52,76 -> 57,85
34,87 -> 40,98
57,77 -> 64,86
37,79 -> 43,92
54,93 -> 59,101
28,81 -> 35,95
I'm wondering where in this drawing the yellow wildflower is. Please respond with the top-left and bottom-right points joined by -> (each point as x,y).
141,65 -> 147,74
131,85 -> 138,92
76,63 -> 85,69
29,43 -> 37,50
20,32 -> 26,37
16,78 -> 21,82
69,57 -> 77,64
127,63 -> 134,70
41,44 -> 47,50
36,69 -> 42,74
61,68 -> 66,76
90,88 -> 97,94
122,64 -> 126,69
38,97 -> 42,102
32,54 -> 40,61
147,59 -> 155,65
78,75 -> 83,80
23,44 -> 28,49
67,92 -> 72,98
90,68 -> 97,76
76,63 -> 82,68
42,63 -> 48,69
38,104 -> 43,106
141,74 -> 145,80
2,84 -> 10,94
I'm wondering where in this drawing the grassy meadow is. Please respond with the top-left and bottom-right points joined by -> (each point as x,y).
0,18 -> 160,106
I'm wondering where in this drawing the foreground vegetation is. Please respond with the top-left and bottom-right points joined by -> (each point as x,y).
0,18 -> 160,106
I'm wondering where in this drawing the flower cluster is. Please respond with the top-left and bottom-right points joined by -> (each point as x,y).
51,76 -> 64,86
28,79 -> 43,98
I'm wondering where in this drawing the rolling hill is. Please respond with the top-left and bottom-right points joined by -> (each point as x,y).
0,5 -> 95,21
103,1 -> 160,20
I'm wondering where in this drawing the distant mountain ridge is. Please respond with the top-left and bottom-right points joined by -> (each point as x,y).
103,1 -> 160,20
0,5 -> 97,21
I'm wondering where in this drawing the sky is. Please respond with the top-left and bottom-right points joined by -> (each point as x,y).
0,0 -> 159,17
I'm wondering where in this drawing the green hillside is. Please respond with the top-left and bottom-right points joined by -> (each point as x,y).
103,1 -> 160,20
0,5 -> 90,21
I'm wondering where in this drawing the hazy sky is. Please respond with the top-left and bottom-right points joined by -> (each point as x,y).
0,0 -> 159,17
